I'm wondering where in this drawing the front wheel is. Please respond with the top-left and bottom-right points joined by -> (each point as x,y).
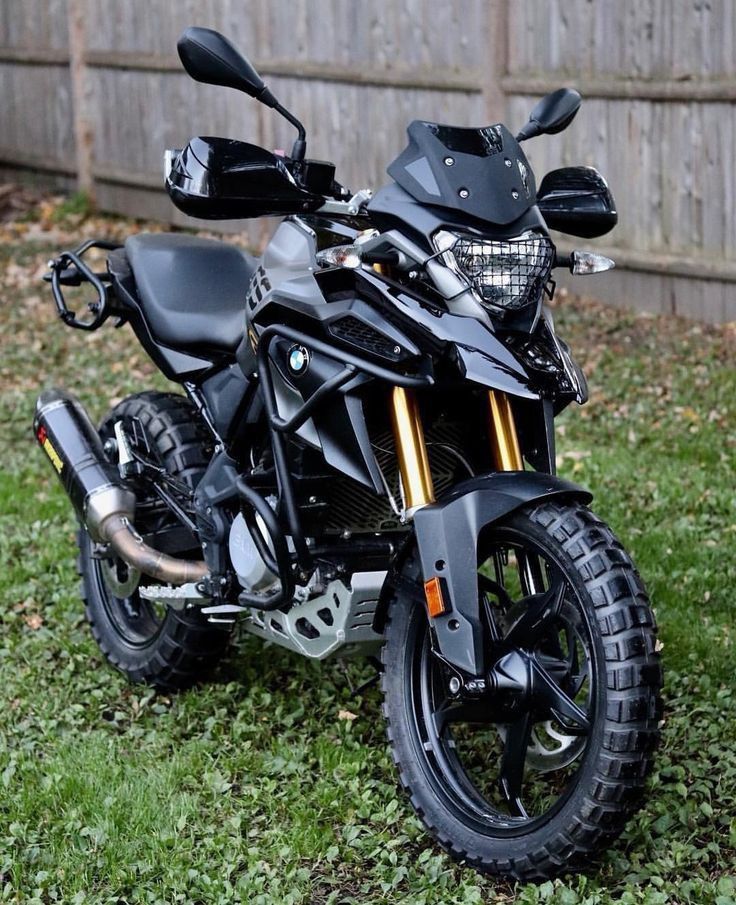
381,499 -> 662,880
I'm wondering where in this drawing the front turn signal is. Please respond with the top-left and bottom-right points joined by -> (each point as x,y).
569,250 -> 615,274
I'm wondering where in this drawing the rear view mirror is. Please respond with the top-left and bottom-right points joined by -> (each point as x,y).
177,27 -> 277,107
516,88 -> 581,142
176,27 -> 309,161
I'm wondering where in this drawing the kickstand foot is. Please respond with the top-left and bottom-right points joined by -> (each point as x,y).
340,656 -> 383,700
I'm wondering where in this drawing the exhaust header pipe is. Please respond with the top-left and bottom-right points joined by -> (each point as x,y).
34,389 -> 208,585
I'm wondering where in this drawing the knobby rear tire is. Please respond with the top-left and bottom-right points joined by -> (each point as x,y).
380,499 -> 662,880
78,391 -> 231,691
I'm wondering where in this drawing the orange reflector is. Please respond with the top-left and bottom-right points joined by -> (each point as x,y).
424,576 -> 446,618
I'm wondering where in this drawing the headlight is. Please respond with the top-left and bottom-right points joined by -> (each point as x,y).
433,229 -> 555,312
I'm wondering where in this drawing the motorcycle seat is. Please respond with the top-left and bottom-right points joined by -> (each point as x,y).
124,233 -> 258,353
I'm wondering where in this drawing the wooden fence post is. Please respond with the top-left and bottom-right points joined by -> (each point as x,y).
483,0 -> 508,123
67,0 -> 94,198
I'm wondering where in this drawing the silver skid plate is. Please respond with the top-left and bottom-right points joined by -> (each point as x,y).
242,570 -> 386,659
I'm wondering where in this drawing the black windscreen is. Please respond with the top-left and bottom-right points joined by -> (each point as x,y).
386,121 -> 537,226
426,123 -> 505,157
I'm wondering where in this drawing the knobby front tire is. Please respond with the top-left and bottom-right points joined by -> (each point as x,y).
381,499 -> 662,880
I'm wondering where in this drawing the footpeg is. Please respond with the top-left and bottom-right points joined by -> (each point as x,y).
139,582 -> 205,611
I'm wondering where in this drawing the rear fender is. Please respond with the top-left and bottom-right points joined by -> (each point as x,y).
412,471 -> 592,676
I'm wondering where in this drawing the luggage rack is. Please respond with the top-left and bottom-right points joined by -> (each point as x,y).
44,238 -> 122,331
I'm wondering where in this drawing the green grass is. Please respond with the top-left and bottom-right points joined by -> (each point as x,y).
1,212 -> 735,903
48,191 -> 96,224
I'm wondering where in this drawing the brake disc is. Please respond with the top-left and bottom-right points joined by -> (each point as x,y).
525,721 -> 587,773
100,557 -> 141,598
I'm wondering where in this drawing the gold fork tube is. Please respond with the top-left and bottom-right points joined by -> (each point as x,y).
488,390 -> 523,471
390,387 -> 435,514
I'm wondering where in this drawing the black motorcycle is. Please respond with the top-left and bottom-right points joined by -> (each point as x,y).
35,27 -> 662,879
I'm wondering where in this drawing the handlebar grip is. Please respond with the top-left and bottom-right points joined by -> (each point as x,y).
553,252 -> 573,270
361,249 -> 401,267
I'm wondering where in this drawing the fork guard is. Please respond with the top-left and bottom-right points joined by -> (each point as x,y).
412,472 -> 592,676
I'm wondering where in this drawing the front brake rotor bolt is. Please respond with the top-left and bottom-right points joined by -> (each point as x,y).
449,676 -> 461,695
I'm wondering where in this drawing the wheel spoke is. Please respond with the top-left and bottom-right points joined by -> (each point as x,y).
505,578 -> 568,649
570,668 -> 588,696
481,593 -> 503,644
433,700 -> 497,735
518,550 -> 545,597
532,660 -> 590,733
478,573 -> 514,610
498,711 -> 532,818
536,653 -> 570,683
565,625 -> 588,695
566,623 -> 580,673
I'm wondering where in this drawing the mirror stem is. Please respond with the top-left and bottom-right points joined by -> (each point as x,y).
274,104 -> 307,162
254,85 -> 308,161
515,121 -> 541,143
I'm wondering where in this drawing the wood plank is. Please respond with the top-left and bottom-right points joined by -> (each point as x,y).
503,74 -> 736,102
92,165 -> 163,190
81,50 -> 483,92
0,49 -> 483,93
0,148 -> 76,175
0,46 -> 68,64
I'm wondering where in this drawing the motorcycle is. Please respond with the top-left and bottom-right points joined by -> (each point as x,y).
35,27 -> 662,879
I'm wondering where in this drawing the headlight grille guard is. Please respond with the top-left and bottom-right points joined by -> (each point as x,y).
434,229 -> 556,314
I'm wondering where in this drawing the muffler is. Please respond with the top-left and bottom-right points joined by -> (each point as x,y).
34,388 -> 208,584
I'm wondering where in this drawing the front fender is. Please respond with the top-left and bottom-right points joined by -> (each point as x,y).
412,471 -> 592,676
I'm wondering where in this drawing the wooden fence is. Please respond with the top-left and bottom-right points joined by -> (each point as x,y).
0,0 -> 734,322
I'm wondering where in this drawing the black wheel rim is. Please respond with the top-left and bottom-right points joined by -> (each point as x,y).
408,525 -> 597,836
90,548 -> 166,648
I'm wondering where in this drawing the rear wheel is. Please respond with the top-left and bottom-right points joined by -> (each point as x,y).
78,391 -> 232,691
381,499 -> 662,879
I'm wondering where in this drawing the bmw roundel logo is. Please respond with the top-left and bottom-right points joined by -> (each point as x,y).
287,344 -> 310,376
